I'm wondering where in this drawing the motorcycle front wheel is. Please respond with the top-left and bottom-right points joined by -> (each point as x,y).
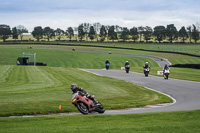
76,102 -> 89,114
145,72 -> 148,77
95,102 -> 105,113
164,75 -> 168,79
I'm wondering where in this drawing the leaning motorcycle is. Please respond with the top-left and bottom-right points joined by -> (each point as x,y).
125,65 -> 130,73
163,69 -> 170,79
72,91 -> 105,114
144,68 -> 150,77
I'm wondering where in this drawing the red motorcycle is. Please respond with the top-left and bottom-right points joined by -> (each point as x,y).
72,91 -> 105,114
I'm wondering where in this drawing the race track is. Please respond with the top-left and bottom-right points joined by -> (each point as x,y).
81,69 -> 200,114
10,68 -> 200,117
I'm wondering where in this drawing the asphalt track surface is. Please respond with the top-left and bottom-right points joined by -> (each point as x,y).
79,69 -> 200,115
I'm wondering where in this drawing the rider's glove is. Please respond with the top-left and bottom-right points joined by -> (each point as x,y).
86,93 -> 90,97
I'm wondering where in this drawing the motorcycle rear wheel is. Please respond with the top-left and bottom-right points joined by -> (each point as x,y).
76,102 -> 89,114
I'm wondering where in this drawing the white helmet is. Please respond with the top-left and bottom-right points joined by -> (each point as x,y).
126,61 -> 128,62
146,62 -> 148,64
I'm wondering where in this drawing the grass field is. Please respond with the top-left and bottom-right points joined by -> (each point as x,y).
3,34 -> 200,56
61,42 -> 200,56
1,44 -> 200,81
0,45 -> 158,68
0,110 -> 200,133
0,66 -> 171,116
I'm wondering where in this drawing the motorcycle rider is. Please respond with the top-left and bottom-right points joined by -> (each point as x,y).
163,64 -> 170,72
105,59 -> 110,70
125,61 -> 130,71
143,62 -> 150,73
105,59 -> 110,65
71,84 -> 97,103
125,61 -> 129,67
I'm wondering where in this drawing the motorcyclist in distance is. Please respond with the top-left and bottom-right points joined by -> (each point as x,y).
105,59 -> 110,70
143,62 -> 150,73
125,61 -> 129,66
124,61 -> 130,73
163,64 -> 170,72
70,84 -> 97,103
105,59 -> 110,65
143,62 -> 150,69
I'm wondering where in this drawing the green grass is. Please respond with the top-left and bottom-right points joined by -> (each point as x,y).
1,44 -> 200,81
1,110 -> 200,133
0,66 -> 171,116
82,42 -> 200,56
0,45 -> 159,68
2,34 -> 200,56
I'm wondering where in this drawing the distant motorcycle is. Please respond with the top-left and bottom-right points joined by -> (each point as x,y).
72,91 -> 105,114
105,63 -> 110,70
144,68 -> 150,77
125,65 -> 130,73
163,69 -> 170,79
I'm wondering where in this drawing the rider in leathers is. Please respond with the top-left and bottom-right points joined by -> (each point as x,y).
143,62 -> 150,73
125,61 -> 130,71
163,64 -> 170,72
125,61 -> 130,67
71,84 -> 97,103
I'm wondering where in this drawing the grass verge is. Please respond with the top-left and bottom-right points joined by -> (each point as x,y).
0,110 -> 200,133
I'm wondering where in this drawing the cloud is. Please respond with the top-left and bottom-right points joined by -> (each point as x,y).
0,0 -> 199,31
1,0 -> 199,12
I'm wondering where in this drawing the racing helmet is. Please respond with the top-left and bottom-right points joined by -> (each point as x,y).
146,62 -> 148,64
71,84 -> 77,91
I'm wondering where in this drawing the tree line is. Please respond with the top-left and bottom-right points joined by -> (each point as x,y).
0,22 -> 199,43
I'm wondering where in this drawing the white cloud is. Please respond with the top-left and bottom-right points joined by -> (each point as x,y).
0,0 -> 199,31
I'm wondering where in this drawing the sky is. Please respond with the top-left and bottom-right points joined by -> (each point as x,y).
0,0 -> 199,32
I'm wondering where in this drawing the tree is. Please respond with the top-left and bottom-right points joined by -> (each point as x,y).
108,26 -> 117,42
166,24 -> 178,43
66,27 -> 74,41
93,22 -> 101,41
143,26 -> 153,43
120,27 -> 129,41
43,27 -> 55,41
153,26 -> 166,43
16,25 -> 28,41
178,26 -> 188,43
55,28 -> 64,41
115,25 -> 122,33
32,26 -> 43,41
12,27 -> 18,40
82,23 -> 90,41
78,24 -> 85,41
0,24 -> 11,42
187,26 -> 192,43
99,25 -> 107,42
130,27 -> 138,42
88,26 -> 96,41
138,26 -> 144,42
192,24 -> 199,43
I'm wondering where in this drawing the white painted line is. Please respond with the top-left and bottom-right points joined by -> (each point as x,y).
79,69 -> 103,76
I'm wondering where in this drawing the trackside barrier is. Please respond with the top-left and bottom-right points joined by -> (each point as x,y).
121,67 -> 125,70
157,71 -> 163,75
